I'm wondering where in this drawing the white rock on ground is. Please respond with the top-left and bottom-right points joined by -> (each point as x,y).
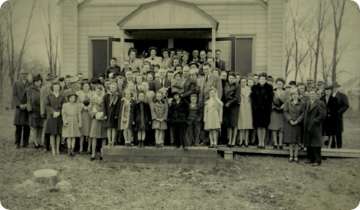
33,169 -> 59,189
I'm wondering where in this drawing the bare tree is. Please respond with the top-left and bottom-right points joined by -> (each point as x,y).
330,0 -> 346,83
312,0 -> 328,83
289,4 -> 311,82
41,0 -> 59,75
3,0 -> 37,84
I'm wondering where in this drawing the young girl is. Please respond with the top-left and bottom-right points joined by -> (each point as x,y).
89,83 -> 107,161
238,78 -> 253,147
186,93 -> 202,146
204,88 -> 223,148
119,90 -> 134,146
150,91 -> 168,147
104,82 -> 120,146
62,93 -> 82,156
283,89 -> 305,163
77,82 -> 92,153
133,92 -> 152,147
45,82 -> 65,156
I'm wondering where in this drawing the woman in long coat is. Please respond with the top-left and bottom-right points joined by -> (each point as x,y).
45,82 -> 65,156
89,83 -> 107,161
320,85 -> 338,148
104,82 -> 121,146
303,90 -> 326,166
237,78 -> 253,147
268,78 -> 286,149
223,73 -> 240,147
133,91 -> 152,147
76,82 -> 92,153
250,73 -> 274,148
27,75 -> 44,149
283,89 -> 305,162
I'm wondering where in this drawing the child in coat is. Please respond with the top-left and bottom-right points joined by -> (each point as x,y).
119,90 -> 134,146
204,88 -> 223,148
151,91 -> 168,147
104,82 -> 121,146
186,93 -> 202,146
133,92 -> 152,147
62,93 -> 82,156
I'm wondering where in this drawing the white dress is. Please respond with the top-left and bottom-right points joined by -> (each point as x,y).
238,87 -> 253,130
204,98 -> 223,130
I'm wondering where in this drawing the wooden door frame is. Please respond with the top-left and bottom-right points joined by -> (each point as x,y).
88,36 -> 113,78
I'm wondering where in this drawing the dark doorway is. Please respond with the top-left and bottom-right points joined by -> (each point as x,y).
92,39 -> 110,78
235,38 -> 253,76
131,39 -> 168,57
174,39 -> 210,53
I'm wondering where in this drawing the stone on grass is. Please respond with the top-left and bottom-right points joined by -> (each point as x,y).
33,169 -> 59,187
55,181 -> 72,192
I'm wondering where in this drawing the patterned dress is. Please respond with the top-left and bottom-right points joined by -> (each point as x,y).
150,101 -> 168,130
238,86 -> 253,130
120,99 -> 133,130
62,102 -> 81,138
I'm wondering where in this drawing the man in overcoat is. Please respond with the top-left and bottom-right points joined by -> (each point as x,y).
12,70 -> 30,148
332,82 -> 349,148
303,90 -> 326,166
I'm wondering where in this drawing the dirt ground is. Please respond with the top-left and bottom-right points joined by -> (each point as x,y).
0,111 -> 359,210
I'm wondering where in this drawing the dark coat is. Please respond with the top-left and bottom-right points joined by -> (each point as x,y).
303,99 -> 326,147
133,101 -> 152,131
45,93 -> 65,135
283,100 -> 305,144
333,91 -> 349,133
182,78 -> 198,102
215,59 -> 226,71
321,95 -> 338,136
168,99 -> 189,125
250,83 -> 274,128
27,85 -> 44,128
103,93 -> 121,129
105,65 -> 121,77
12,80 -> 30,126
223,82 -> 240,128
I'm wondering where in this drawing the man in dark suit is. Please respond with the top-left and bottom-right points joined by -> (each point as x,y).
105,58 -> 121,78
332,82 -> 349,148
12,70 -> 30,148
215,49 -> 226,71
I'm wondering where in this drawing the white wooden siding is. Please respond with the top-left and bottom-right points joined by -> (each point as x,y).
76,3 -> 269,77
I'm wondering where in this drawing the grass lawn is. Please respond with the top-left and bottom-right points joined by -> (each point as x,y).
0,111 -> 359,210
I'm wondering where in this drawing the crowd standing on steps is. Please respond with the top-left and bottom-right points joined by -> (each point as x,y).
12,47 -> 349,166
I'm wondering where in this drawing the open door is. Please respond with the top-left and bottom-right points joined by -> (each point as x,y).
91,39 -> 109,78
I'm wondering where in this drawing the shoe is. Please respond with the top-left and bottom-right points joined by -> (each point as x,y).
273,145 -> 277,150
294,158 -> 299,163
90,157 -> 96,161
279,146 -> 284,150
99,157 -> 103,161
288,158 -> 293,162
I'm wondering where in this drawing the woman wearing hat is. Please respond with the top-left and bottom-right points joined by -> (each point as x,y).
283,89 -> 305,163
62,92 -> 82,156
45,82 -> 65,156
27,74 -> 44,149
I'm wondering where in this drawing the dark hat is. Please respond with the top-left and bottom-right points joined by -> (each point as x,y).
33,74 -> 43,83
325,84 -> 333,90
46,73 -> 57,81
66,91 -> 78,100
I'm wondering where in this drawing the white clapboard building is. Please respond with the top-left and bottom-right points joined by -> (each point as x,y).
57,0 -> 286,78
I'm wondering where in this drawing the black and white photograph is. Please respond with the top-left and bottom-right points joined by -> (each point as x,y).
0,0 -> 359,209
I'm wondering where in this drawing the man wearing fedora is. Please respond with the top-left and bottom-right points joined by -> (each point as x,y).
332,82 -> 349,148
12,69 -> 31,148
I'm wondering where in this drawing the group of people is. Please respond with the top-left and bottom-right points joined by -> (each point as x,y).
12,47 -> 349,166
